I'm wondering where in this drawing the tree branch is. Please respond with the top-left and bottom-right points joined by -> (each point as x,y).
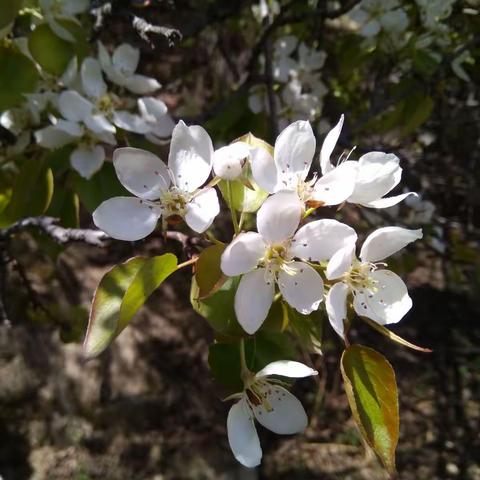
0,217 -> 109,247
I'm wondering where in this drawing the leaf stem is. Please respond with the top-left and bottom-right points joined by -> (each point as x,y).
226,181 -> 240,235
176,257 -> 198,270
240,338 -> 249,378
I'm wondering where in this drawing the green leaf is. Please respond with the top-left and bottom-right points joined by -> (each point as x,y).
400,92 -> 434,137
119,253 -> 178,331
1,156 -> 54,225
217,133 -> 272,213
74,162 -> 129,213
0,46 -> 39,110
360,316 -> 432,353
191,275 -> 244,337
84,254 -> 177,358
28,21 -> 88,75
208,334 -> 296,393
46,186 -> 79,228
194,243 -> 226,299
288,305 -> 323,354
0,0 -> 22,29
341,345 -> 399,475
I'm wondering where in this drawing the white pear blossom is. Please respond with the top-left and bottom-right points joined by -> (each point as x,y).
321,115 -> 417,208
227,360 -> 317,468
93,120 -> 220,240
137,97 -> 175,143
325,227 -> 423,338
39,0 -> 89,42
35,116 -> 116,178
348,0 -> 409,39
221,191 -> 357,334
98,42 -> 161,95
252,120 -> 358,208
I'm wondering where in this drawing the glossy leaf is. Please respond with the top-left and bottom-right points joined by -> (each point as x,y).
28,21 -> 88,75
84,254 -> 177,358
119,253 -> 178,331
341,345 -> 399,475
2,156 -> 54,225
0,46 -> 39,110
194,243 -> 226,299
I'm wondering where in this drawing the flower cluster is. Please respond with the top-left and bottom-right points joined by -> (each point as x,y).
249,35 -> 328,129
0,4 -> 173,179
93,114 -> 423,467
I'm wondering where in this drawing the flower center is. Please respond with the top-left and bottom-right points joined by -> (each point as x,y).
95,94 -> 114,114
159,187 -> 190,218
343,259 -> 382,293
261,243 -> 296,284
243,376 -> 289,414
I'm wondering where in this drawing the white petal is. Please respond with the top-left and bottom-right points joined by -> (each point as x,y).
274,120 -> 315,183
168,120 -> 213,191
234,268 -> 274,334
250,146 -> 278,194
320,114 -> 344,174
147,114 -> 175,139
227,399 -> 262,468
60,56 -> 78,87
326,243 -> 355,280
256,360 -> 318,379
213,142 -> 250,180
58,90 -> 93,122
113,147 -> 170,200
113,110 -> 150,133
257,191 -> 302,244
112,44 -> 140,77
70,145 -> 104,179
360,227 -> 423,263
138,97 -> 168,119
123,74 -> 161,94
353,270 -> 412,325
84,114 -> 116,134
360,191 -> 417,209
55,119 -> 83,136
48,17 -> 75,42
184,188 -> 220,233
97,41 -> 111,71
81,58 -> 107,99
252,386 -> 308,435
93,196 -> 161,241
278,261 -> 323,314
348,152 -> 401,204
221,232 -> 266,276
326,282 -> 349,338
34,124 -> 78,148
312,160 -> 358,206
291,219 -> 357,262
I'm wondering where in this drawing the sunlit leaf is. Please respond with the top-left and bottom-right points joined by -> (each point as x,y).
341,345 -> 399,475
84,254 -> 177,358
28,21 -> 88,75
119,253 -> 178,331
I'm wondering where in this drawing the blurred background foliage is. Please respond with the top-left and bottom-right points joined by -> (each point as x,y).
0,0 -> 479,479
